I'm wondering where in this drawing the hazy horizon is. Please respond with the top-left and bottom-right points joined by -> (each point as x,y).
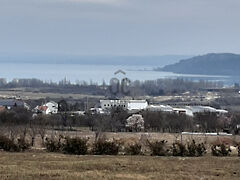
0,54 -> 193,66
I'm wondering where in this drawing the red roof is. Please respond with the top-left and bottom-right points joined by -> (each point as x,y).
38,106 -> 48,112
0,106 -> 5,112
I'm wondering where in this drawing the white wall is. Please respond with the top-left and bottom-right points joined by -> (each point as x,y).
127,101 -> 148,110
44,101 -> 58,114
100,100 -> 148,111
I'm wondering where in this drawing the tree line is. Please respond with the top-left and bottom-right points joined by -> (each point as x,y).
0,107 -> 239,135
0,77 -> 223,96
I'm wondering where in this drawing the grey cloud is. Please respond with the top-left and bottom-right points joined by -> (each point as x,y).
0,0 -> 240,55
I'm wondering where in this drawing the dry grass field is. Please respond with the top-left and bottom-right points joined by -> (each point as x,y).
1,131 -> 239,179
0,152 -> 239,180
0,88 -> 104,100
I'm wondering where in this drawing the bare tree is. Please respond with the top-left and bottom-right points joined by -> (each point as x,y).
34,115 -> 48,145
29,124 -> 38,146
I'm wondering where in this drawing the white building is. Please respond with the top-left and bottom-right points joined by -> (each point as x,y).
184,106 -> 228,117
146,105 -> 173,112
90,108 -> 105,114
100,99 -> 148,111
173,108 -> 191,116
44,101 -> 58,114
34,101 -> 58,115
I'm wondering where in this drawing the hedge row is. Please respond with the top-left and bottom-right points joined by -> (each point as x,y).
0,134 -> 238,157
44,137 -> 240,157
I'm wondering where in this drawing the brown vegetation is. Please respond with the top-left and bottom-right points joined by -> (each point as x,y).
0,152 -> 239,180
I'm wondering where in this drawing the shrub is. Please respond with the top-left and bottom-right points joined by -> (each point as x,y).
0,135 -> 30,152
186,140 -> 206,157
172,142 -> 187,156
16,138 -> 30,152
92,139 -> 120,155
125,143 -> 142,155
62,137 -> 88,155
45,137 -> 62,152
196,143 -> 206,156
147,140 -> 169,156
0,135 -> 18,152
211,144 -> 231,156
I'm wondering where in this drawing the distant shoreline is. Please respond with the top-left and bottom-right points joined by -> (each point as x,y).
0,63 -> 237,86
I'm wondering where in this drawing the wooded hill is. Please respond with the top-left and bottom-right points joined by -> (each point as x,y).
159,53 -> 240,76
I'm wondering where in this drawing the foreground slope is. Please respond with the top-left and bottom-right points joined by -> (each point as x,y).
0,152 -> 239,180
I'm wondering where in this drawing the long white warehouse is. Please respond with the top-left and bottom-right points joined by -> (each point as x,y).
100,99 -> 148,111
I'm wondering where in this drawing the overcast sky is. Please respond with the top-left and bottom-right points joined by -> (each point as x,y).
1,0 -> 240,56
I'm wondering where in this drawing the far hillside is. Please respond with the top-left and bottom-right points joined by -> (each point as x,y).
158,53 -> 240,76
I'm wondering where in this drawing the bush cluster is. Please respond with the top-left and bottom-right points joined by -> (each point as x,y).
45,137 -> 62,152
147,140 -> 206,157
62,137 -> 88,155
45,136 -> 88,155
187,140 -> 206,157
147,140 -> 169,156
172,140 -> 206,157
17,138 -> 31,151
0,135 -> 30,152
125,143 -> 142,155
45,136 -> 122,155
92,139 -> 120,155
211,144 -> 231,156
172,142 -> 188,156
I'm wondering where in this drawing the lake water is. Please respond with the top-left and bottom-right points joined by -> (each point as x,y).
0,63 -> 238,85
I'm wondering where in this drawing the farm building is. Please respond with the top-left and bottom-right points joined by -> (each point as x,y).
185,106 -> 228,117
146,105 -> 173,112
100,99 -> 148,111
0,99 -> 28,110
34,101 -> 58,115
